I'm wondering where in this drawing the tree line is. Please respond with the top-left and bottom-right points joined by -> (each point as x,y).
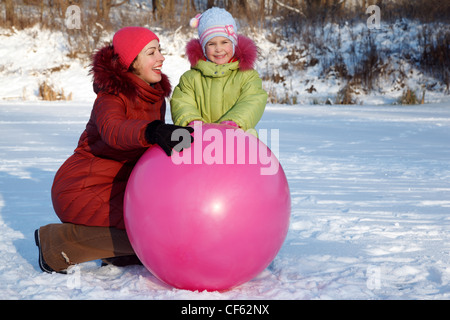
3,0 -> 449,31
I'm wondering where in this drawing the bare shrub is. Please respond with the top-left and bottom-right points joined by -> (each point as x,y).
399,88 -> 418,105
39,80 -> 72,101
419,27 -> 450,93
335,82 -> 356,105
352,32 -> 382,92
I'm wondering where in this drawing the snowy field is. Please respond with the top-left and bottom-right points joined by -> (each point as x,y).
1,99 -> 450,300
1,24 -> 450,302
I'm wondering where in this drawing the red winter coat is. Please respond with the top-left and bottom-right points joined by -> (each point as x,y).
51,45 -> 171,229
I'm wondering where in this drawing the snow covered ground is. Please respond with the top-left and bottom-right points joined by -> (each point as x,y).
1,99 -> 450,300
1,24 -> 450,301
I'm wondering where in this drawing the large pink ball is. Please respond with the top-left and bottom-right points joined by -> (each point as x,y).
124,123 -> 290,291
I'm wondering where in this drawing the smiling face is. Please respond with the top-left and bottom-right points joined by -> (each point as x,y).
204,36 -> 234,65
131,39 -> 165,84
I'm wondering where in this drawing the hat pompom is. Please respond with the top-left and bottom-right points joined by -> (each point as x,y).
189,14 -> 201,28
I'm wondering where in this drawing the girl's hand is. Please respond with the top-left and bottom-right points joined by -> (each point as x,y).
220,120 -> 239,128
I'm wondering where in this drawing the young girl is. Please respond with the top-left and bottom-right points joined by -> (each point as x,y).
170,7 -> 267,132
35,27 -> 193,273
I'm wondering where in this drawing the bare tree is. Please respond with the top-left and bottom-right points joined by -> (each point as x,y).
165,0 -> 175,23
207,0 -> 215,9
96,0 -> 129,26
274,0 -> 306,17
182,0 -> 197,17
4,0 -> 15,27
152,0 -> 162,20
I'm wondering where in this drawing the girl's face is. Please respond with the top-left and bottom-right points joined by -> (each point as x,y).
132,39 -> 165,84
204,36 -> 234,65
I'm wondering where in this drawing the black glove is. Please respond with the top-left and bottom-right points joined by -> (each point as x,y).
145,120 -> 194,156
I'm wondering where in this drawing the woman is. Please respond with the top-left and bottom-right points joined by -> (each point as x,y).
35,27 -> 193,273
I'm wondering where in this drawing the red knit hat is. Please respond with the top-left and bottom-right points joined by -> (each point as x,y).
113,26 -> 159,69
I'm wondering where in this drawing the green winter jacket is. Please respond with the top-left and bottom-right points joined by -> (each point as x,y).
170,35 -> 267,131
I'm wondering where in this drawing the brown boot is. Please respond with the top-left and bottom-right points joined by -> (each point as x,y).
35,223 -> 136,273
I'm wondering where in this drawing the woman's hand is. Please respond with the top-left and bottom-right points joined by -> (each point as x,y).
145,120 -> 194,156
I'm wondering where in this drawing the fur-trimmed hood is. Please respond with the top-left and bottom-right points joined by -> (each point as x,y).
89,45 -> 171,101
185,35 -> 258,71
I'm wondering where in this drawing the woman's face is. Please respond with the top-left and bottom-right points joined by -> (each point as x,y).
204,36 -> 234,65
132,39 -> 165,84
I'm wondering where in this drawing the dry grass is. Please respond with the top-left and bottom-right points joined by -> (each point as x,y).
38,80 -> 72,101
399,88 -> 426,105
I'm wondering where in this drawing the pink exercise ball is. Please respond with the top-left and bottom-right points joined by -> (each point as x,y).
124,123 -> 290,291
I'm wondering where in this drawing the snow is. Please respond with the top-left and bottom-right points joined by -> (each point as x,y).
1,100 -> 450,300
1,24 -> 450,300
